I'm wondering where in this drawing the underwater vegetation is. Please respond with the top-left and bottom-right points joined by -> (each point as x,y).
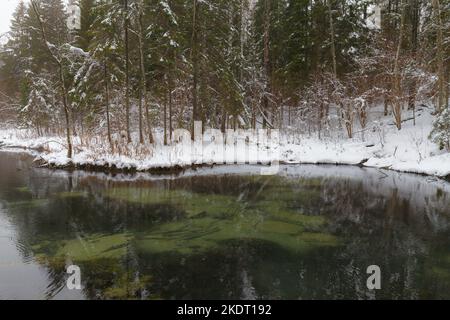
20,175 -> 342,299
2,167 -> 449,299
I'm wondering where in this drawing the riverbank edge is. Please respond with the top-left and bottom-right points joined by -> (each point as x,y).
2,143 -> 449,183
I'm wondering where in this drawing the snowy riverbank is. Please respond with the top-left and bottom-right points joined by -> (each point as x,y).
1,107 -> 449,179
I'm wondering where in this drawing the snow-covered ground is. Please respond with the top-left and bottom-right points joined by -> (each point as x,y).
1,106 -> 449,178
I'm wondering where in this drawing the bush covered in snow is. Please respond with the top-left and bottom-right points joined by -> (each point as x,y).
429,108 -> 450,151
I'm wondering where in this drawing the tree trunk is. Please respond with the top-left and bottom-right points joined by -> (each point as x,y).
104,59 -> 113,151
137,1 -> 144,144
328,0 -> 337,78
164,90 -> 168,146
432,0 -> 445,112
446,65 -> 449,109
124,0 -> 131,143
137,0 -> 154,144
168,73 -> 173,141
262,0 -> 271,129
408,0 -> 419,125
393,0 -> 406,130
191,0 -> 199,140
221,109 -> 226,133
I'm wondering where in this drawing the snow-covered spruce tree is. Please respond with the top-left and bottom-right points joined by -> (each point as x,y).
76,0 -> 97,51
430,108 -> 450,151
143,0 -> 185,144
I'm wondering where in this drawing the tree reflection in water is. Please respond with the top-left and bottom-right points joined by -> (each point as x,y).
0,152 -> 449,299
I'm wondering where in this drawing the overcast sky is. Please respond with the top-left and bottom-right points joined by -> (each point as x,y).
0,0 -> 24,40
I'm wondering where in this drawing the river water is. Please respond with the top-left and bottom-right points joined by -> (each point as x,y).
0,151 -> 449,299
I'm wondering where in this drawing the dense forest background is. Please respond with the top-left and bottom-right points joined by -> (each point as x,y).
0,0 -> 448,158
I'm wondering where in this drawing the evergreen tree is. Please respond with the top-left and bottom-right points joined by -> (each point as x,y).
1,1 -> 30,105
77,0 -> 97,51
430,107 -> 450,151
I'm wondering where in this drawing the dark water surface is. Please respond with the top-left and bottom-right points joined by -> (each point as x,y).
0,151 -> 449,300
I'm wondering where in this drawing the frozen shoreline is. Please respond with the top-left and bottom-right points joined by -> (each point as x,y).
1,108 -> 450,179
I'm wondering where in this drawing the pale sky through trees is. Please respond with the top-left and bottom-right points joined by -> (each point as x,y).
0,0 -> 70,37
0,0 -> 22,38
0,0 -> 72,43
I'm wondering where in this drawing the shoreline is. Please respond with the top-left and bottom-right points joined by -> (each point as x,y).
1,144 -> 449,183
2,107 -> 450,182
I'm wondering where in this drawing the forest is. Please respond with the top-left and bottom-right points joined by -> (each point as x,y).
1,0 -> 450,302
0,0 -> 449,173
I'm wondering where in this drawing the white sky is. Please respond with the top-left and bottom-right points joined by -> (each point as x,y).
0,0 -> 73,43
0,0 -> 25,40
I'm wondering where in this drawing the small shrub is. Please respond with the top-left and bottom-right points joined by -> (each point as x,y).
430,108 -> 450,151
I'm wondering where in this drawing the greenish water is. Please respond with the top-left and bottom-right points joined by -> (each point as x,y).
0,151 -> 449,299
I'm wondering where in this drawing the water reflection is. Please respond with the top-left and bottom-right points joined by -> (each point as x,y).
0,151 -> 449,299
